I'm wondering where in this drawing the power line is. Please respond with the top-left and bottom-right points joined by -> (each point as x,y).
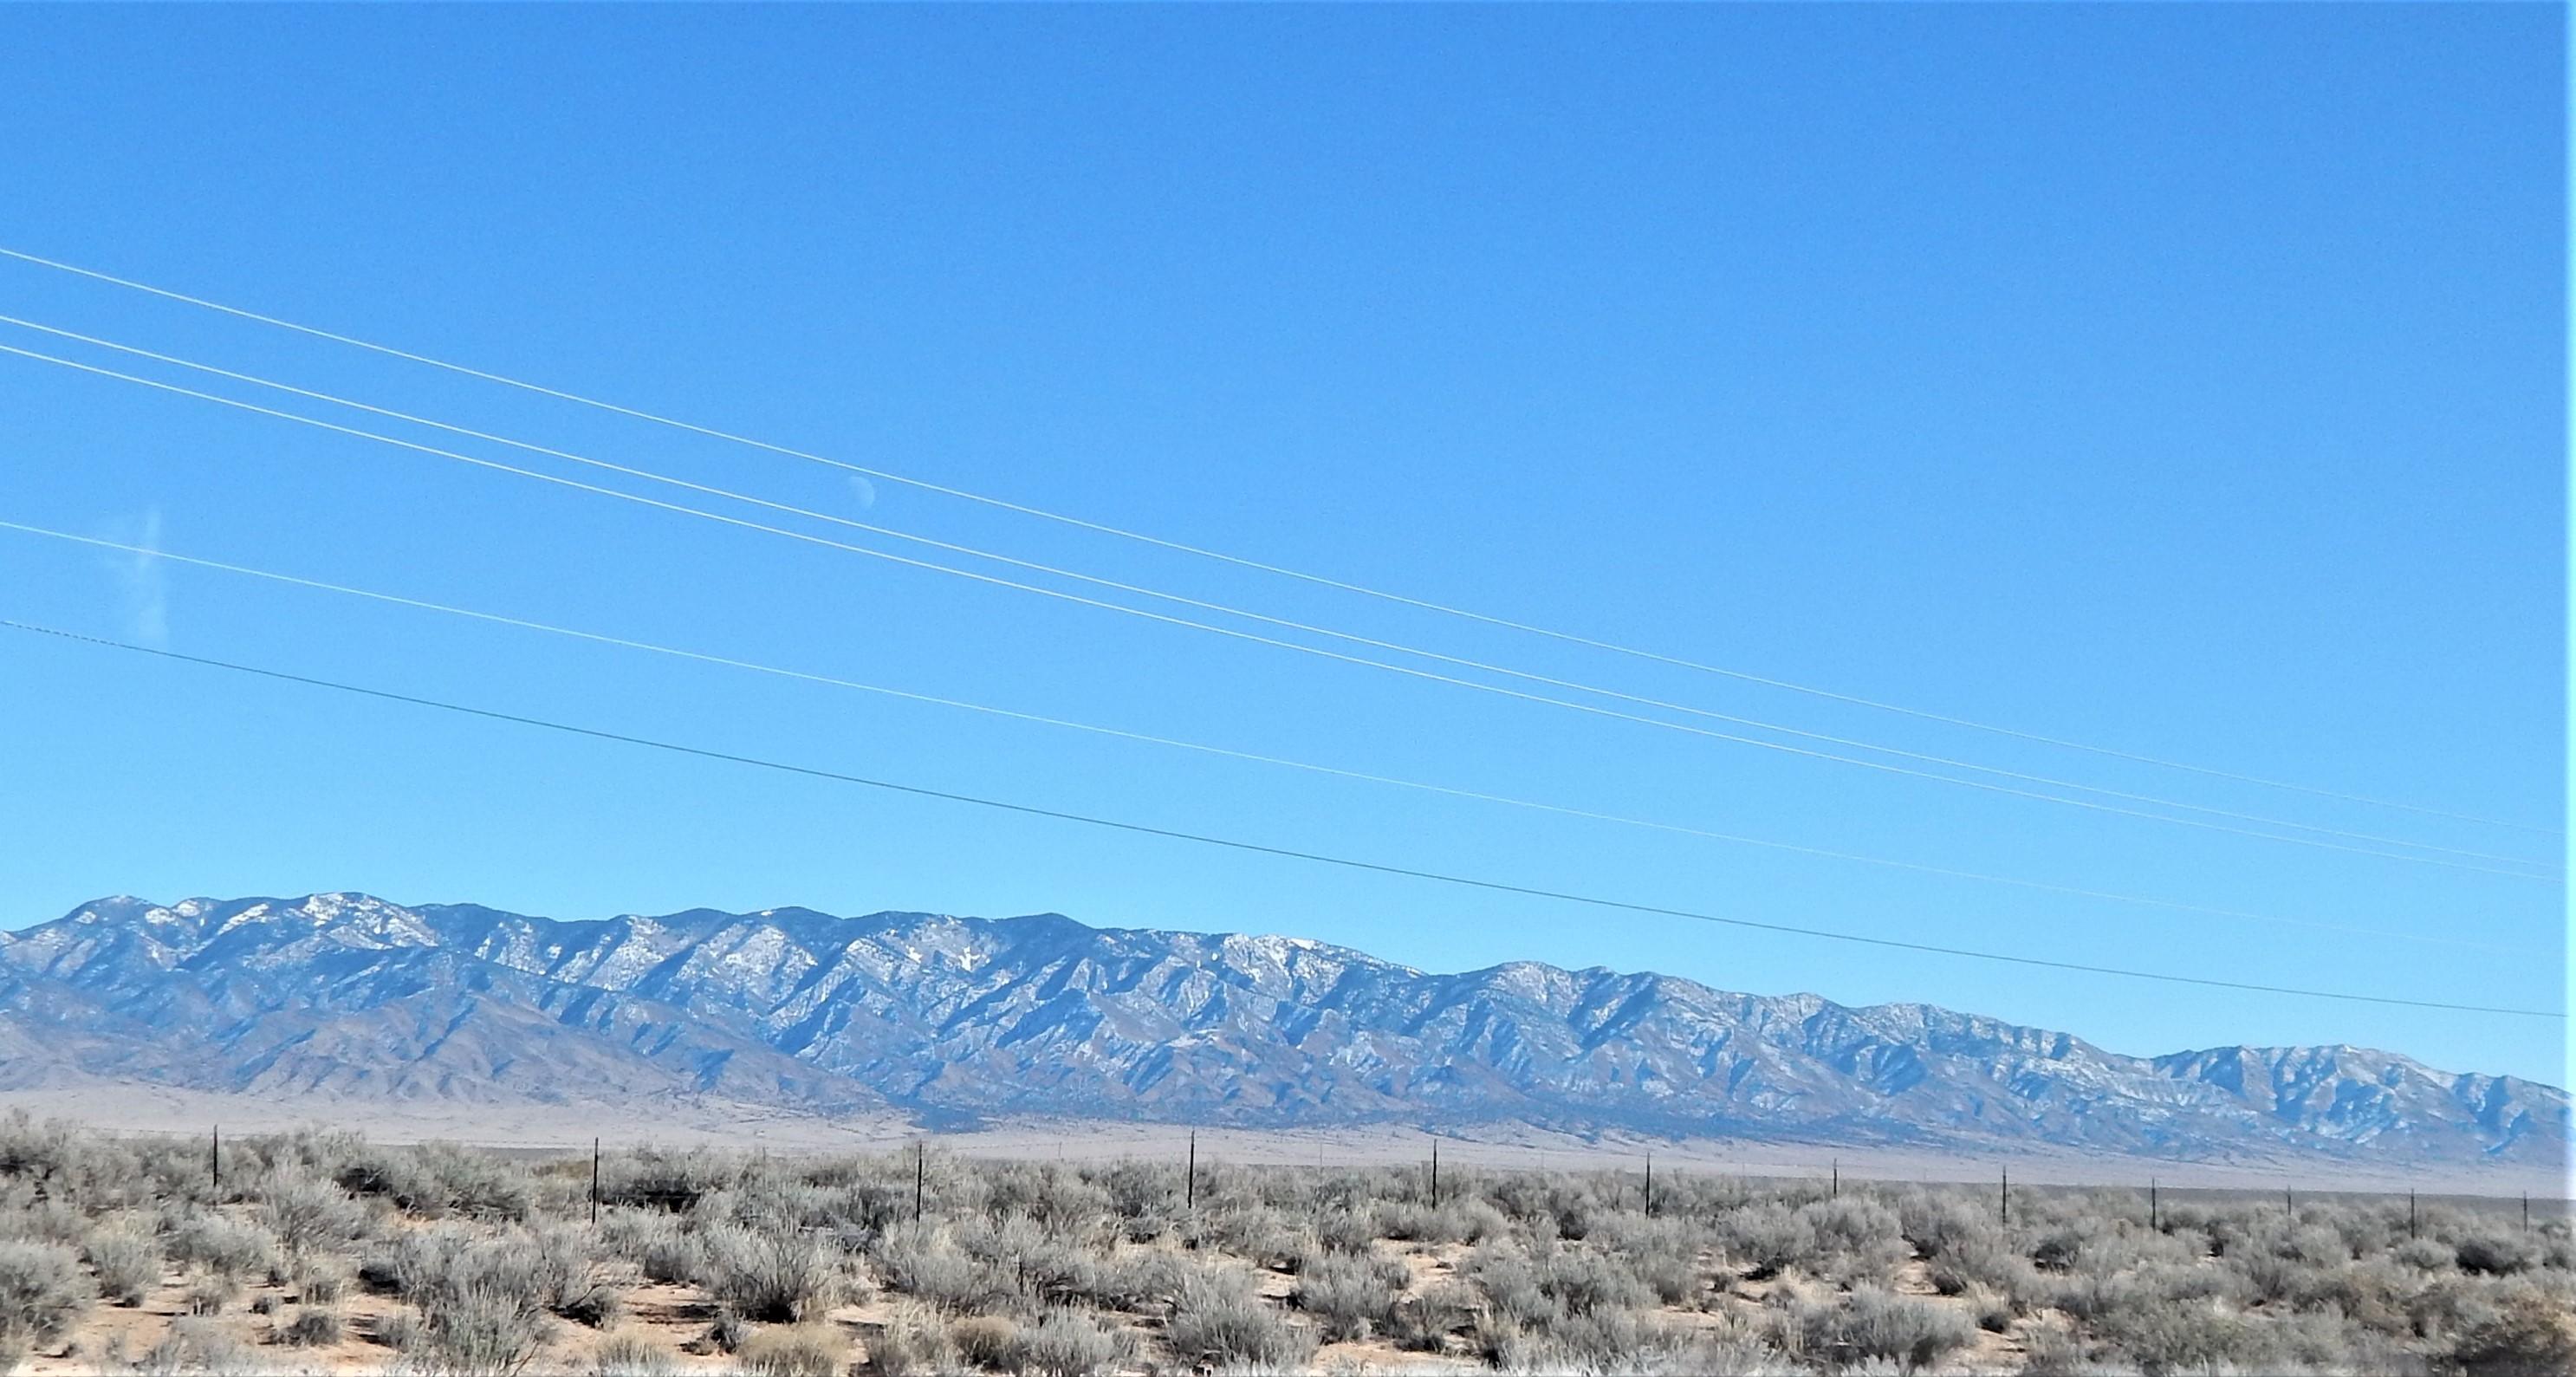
12,315 -> 2527,866
1,340 -> 2554,880
4,336 -> 2550,879
0,243 -> 2547,838
4,517 -> 2514,953
2,616 -> 2555,1021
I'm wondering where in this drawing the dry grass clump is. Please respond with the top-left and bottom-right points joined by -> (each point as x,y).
1794,1283 -> 1976,1374
278,1303 -> 345,1347
864,1299 -> 959,1375
734,1320 -> 847,1376
947,1310 -> 1020,1368
161,1205 -> 275,1283
133,1315 -> 260,1375
361,1228 -> 563,1374
0,1237 -> 91,1367
181,1271 -> 238,1316
338,1140 -> 538,1222
1168,1265 -> 1317,1370
1007,1307 -> 1131,1375
254,1168 -> 375,1259
1290,1247 -> 1406,1340
699,1224 -> 845,1322
81,1224 -> 161,1305
590,1328 -> 679,1377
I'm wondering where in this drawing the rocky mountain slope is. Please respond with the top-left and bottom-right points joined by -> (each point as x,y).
1,893 -> 2560,1172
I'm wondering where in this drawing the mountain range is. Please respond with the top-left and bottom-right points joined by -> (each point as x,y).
0,893 -> 2560,1178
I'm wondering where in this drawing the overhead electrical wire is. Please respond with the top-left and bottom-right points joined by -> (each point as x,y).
0,243 -> 2548,838
11,313 -> 2526,864
1,617 -> 2556,1020
2,517 -> 2519,954
0,335 -> 2554,880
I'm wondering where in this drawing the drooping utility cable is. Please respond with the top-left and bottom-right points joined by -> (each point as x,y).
0,617 -> 2556,1019
14,313 -> 2503,862
0,244 -> 2547,838
0,340 -> 2553,880
3,517 -> 2517,952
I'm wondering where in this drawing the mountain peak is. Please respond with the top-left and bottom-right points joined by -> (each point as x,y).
7,893 -> 2563,1178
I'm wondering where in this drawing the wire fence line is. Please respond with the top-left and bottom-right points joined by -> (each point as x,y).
74,1120 -> 2567,1220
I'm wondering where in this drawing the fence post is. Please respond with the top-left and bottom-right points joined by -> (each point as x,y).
210,1126 -> 220,1197
2410,1190 -> 2418,1240
1643,1153 -> 1653,1218
2286,1185 -> 2294,1218
1185,1132 -> 1197,1211
1429,1138 -> 1439,1208
2149,1179 -> 2158,1232
2000,1167 -> 2008,1225
590,1139 -> 600,1224
914,1141 -> 926,1223
1831,1159 -> 1839,1198
2525,1193 -> 2532,1232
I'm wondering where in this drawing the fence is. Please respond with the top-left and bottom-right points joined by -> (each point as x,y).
72,1120 -> 2569,1227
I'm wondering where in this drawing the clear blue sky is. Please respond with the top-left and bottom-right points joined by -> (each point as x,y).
0,6 -> 2563,1086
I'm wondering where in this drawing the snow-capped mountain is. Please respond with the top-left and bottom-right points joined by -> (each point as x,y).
1,893 -> 2560,1172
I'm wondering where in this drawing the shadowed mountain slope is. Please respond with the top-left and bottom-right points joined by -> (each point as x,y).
3,893 -> 2560,1173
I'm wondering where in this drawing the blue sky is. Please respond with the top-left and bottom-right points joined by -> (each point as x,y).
0,5 -> 2563,1086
